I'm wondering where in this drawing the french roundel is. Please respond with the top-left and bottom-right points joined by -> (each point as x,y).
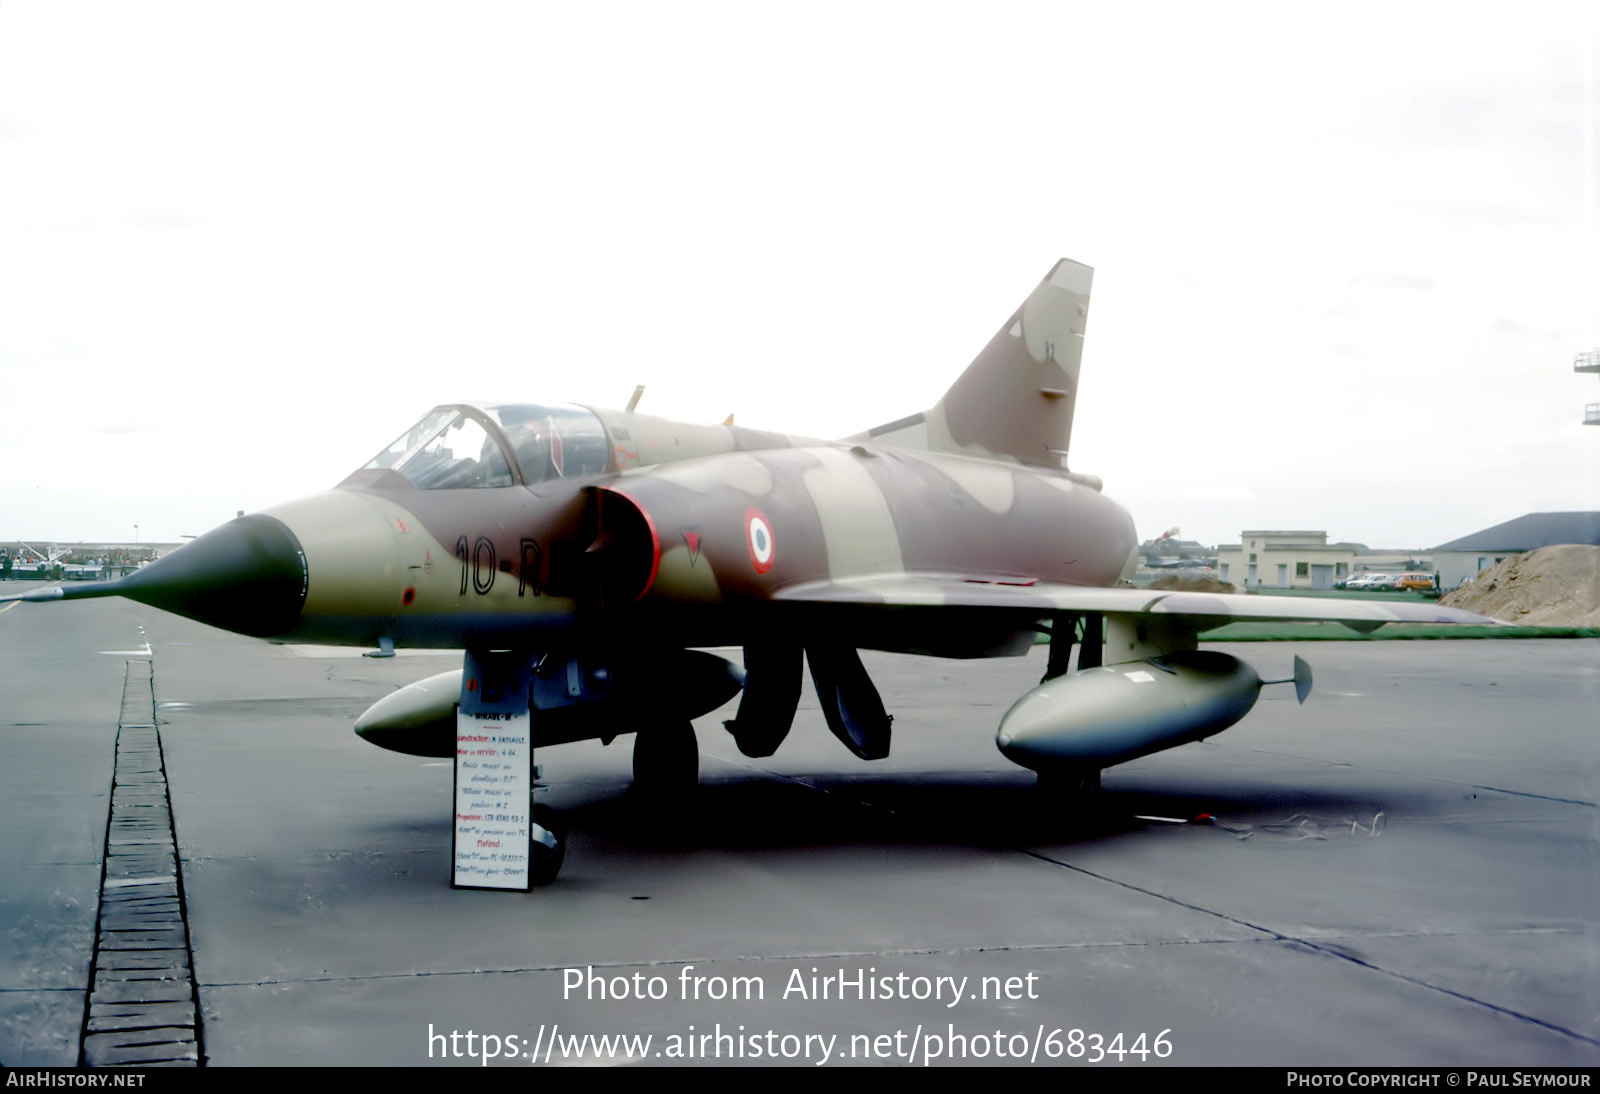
745,508 -> 776,574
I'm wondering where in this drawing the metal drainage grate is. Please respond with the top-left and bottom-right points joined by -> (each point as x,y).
79,659 -> 202,1067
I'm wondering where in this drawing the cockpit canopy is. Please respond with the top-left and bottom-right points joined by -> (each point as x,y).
362,404 -> 609,489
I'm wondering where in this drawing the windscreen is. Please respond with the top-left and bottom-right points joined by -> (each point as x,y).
362,410 -> 514,489
364,408 -> 454,472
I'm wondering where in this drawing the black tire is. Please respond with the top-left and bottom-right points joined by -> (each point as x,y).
528,803 -> 566,887
632,720 -> 699,797
1036,765 -> 1101,803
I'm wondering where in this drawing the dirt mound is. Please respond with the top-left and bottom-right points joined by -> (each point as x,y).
1146,574 -> 1238,593
1441,545 -> 1600,626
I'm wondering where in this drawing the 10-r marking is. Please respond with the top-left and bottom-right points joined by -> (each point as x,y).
454,536 -> 542,597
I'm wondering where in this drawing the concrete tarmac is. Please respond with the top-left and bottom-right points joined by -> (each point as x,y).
1,583 -> 1596,1066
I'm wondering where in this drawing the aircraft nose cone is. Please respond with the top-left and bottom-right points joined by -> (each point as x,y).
118,515 -> 308,637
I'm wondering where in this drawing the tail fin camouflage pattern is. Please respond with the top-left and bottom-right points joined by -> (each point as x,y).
861,258 -> 1093,471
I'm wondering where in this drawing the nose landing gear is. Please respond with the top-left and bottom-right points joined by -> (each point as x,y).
528,803 -> 567,887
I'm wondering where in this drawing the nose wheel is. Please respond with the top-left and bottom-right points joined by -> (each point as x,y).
528,803 -> 567,887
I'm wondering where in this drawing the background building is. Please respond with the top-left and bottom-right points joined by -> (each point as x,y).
1430,512 -> 1600,589
1215,530 -> 1361,590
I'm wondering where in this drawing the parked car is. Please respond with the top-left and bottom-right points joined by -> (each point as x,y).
1394,573 -> 1436,591
1336,573 -> 1388,590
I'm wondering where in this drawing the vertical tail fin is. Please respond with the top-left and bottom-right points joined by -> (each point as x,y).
862,259 -> 1093,471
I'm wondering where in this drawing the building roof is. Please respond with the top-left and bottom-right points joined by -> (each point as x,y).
1218,542 -> 1364,553
1431,512 -> 1600,553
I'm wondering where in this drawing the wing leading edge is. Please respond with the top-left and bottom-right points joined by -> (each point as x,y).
773,574 -> 1505,629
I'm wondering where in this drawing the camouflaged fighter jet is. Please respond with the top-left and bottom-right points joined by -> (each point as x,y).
3,259 -> 1498,885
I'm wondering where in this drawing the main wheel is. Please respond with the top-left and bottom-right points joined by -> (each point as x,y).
1035,765 -> 1101,803
1031,765 -> 1102,835
631,720 -> 699,797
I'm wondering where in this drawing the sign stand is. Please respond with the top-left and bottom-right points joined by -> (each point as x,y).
451,649 -> 535,891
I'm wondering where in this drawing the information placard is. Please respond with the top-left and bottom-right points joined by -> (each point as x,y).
452,651 -> 533,891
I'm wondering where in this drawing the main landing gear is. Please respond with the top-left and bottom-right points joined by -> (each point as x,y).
1035,765 -> 1102,803
1032,764 -> 1104,834
631,719 -> 700,799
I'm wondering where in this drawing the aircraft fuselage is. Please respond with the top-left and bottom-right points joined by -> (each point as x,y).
255,413 -> 1137,657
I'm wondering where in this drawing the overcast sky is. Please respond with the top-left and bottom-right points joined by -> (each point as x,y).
1,2 -> 1596,550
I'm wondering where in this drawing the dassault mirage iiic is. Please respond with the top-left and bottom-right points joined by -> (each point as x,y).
4,259 -> 1496,887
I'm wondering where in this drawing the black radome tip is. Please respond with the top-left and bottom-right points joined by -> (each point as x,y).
112,515 -> 308,638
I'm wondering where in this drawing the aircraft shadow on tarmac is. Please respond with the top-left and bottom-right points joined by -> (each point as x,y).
355,772 -> 1413,863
